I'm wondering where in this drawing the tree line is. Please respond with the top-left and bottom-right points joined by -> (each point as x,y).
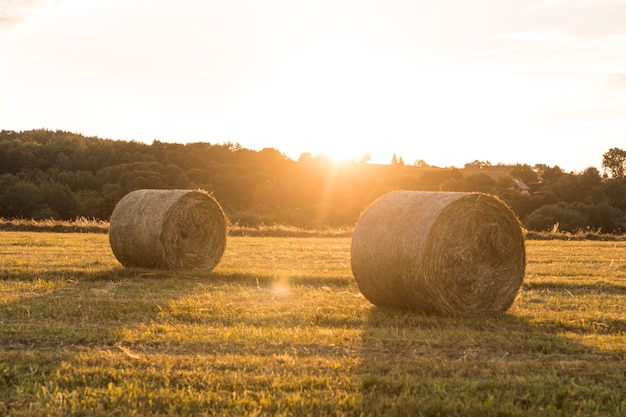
1,129 -> 625,233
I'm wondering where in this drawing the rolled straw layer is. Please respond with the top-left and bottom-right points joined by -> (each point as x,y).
109,189 -> 227,270
350,191 -> 525,314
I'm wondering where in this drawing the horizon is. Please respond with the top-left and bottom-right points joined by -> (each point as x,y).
4,127 -> 614,174
1,1 -> 625,173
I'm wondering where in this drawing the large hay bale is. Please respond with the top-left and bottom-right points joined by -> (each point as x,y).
109,189 -> 227,270
350,191 -> 525,314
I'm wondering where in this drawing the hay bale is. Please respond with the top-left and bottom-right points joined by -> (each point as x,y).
350,191 -> 525,314
109,189 -> 227,270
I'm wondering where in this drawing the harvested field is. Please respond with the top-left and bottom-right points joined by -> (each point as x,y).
0,231 -> 624,416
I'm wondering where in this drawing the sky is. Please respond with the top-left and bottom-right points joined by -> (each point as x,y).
1,0 -> 625,172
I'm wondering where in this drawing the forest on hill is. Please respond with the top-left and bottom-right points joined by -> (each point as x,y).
1,129 -> 625,233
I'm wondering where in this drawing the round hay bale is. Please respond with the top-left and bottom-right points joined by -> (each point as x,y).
109,189 -> 227,270
350,191 -> 525,314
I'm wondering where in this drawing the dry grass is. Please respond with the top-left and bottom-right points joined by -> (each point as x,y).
1,217 -> 625,241
0,232 -> 624,416
0,217 -> 109,233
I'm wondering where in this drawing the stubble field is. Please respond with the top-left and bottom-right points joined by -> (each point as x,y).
0,231 -> 624,416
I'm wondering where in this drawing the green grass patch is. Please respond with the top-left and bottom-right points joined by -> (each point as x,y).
0,232 -> 624,416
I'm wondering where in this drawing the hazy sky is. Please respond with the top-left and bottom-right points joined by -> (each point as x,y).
1,0 -> 625,171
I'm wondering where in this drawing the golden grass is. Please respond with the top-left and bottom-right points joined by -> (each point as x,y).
0,232 -> 624,415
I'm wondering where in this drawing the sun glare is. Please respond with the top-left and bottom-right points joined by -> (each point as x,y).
1,0 -> 618,173
235,41 -> 418,161
236,39 -> 557,168
271,276 -> 291,298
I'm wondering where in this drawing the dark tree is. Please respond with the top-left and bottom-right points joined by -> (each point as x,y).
510,163 -> 538,184
1,129 -> 625,232
534,164 -> 564,184
602,147 -> 626,178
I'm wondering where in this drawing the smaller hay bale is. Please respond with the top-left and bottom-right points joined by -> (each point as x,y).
109,189 -> 227,270
350,191 -> 525,314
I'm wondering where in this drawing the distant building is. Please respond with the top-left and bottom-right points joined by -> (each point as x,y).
511,178 -> 531,195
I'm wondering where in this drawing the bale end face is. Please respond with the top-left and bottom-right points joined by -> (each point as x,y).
351,191 -> 525,314
109,189 -> 227,270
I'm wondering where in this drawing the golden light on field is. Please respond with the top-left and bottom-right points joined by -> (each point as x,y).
271,276 -> 291,298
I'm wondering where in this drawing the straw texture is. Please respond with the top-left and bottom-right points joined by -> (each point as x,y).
351,191 -> 525,314
109,189 -> 227,270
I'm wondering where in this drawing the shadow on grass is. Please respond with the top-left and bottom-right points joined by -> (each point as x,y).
0,266 -> 366,414
524,280 -> 626,295
2,267 -> 625,415
357,306 -> 626,416
0,267 -> 353,286
0,266 -> 360,351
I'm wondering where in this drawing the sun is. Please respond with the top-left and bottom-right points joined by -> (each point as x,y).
235,36 -> 549,169
316,147 -> 365,164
